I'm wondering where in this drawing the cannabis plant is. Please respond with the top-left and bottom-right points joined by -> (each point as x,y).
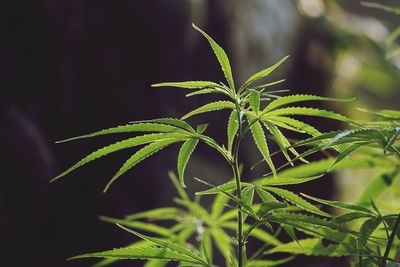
54,24 -> 400,266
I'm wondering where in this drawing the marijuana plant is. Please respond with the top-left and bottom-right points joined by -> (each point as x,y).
54,24 -> 400,266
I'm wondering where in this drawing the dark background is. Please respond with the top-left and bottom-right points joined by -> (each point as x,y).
1,1 -> 399,266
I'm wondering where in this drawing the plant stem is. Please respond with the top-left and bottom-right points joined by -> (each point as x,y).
380,212 -> 400,267
232,101 -> 245,267
232,138 -> 244,267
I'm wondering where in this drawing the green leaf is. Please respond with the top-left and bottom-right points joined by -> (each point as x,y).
257,202 -> 288,217
52,133 -> 186,182
221,222 -> 281,245
125,207 -> 184,221
301,193 -> 372,214
267,116 -> 321,136
255,187 -> 278,202
263,120 -> 306,164
328,142 -> 367,171
211,192 -> 230,219
242,187 -> 255,221
178,138 -> 199,187
99,216 -> 174,237
264,187 -> 331,217
358,168 -> 400,206
71,246 -> 201,263
104,138 -> 183,192
56,123 -> 184,143
249,90 -> 260,114
148,118 -> 196,133
263,94 -> 353,112
264,107 -> 356,124
210,227 -> 234,263
266,238 -> 357,257
248,119 -> 276,176
241,56 -> 289,90
193,24 -> 235,90
186,88 -> 216,97
259,175 -> 323,186
117,225 -> 208,264
227,110 -> 239,152
182,101 -> 236,120
151,81 -> 220,89
168,171 -> 190,201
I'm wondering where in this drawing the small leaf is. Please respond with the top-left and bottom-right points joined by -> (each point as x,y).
263,94 -> 353,113
125,207 -> 184,221
117,225 -> 208,264
104,138 -> 183,192
53,133 -> 186,182
70,246 -> 200,263
193,24 -> 235,90
241,56 -> 289,90
328,142 -> 366,171
259,175 -> 323,186
182,101 -> 235,120
268,116 -> 321,136
151,81 -> 220,89
178,138 -> 199,187
264,187 -> 331,217
227,110 -> 239,151
249,90 -> 260,114
264,107 -> 356,125
248,119 -> 276,176
266,238 -> 357,257
301,193 -> 372,214
56,123 -> 183,143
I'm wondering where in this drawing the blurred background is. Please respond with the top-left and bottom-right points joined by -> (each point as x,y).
1,0 -> 399,266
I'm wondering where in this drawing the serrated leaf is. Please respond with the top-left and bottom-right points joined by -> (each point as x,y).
257,202 -> 288,217
117,225 -> 208,264
259,175 -> 323,186
186,88 -> 216,97
221,222 -> 281,245
263,107 -> 356,124
267,116 -> 321,136
241,56 -> 289,90
182,101 -> 235,120
358,169 -> 400,206
99,216 -> 173,237
104,138 -> 183,192
263,120 -> 306,164
210,227 -> 234,263
148,118 -> 196,133
264,187 -> 331,217
193,24 -> 235,90
242,187 -> 255,221
178,138 -> 199,187
263,94 -> 353,113
301,193 -> 372,214
227,110 -> 239,152
53,133 -> 186,182
71,246 -> 201,263
249,90 -> 260,114
211,192 -> 230,219
248,119 -> 276,176
328,142 -> 367,171
151,81 -> 220,89
266,238 -> 357,256
125,207 -> 184,221
255,187 -> 279,203
56,123 -> 184,143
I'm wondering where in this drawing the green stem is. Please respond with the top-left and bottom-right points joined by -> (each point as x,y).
232,101 -> 245,267
380,212 -> 400,267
